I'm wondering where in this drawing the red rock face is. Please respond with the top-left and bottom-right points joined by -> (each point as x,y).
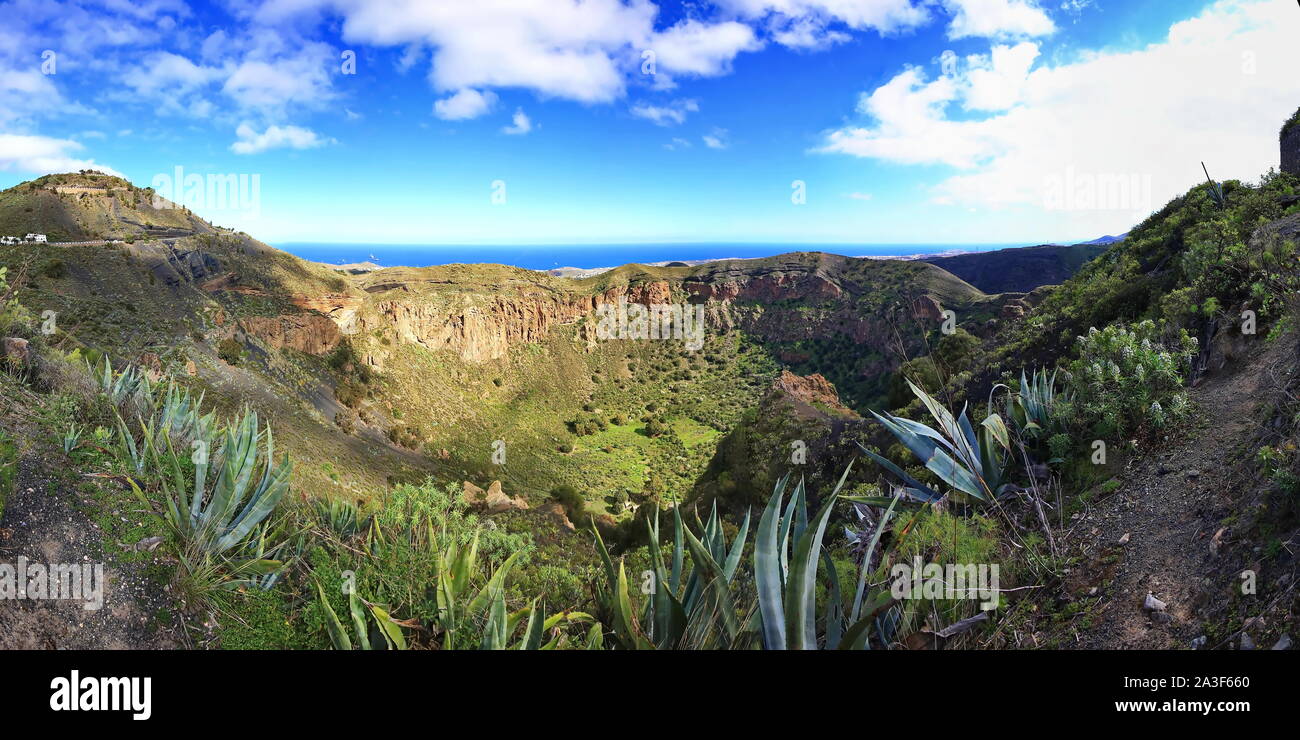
239,314 -> 342,355
912,295 -> 944,322
684,273 -> 841,303
771,370 -> 852,414
356,280 -> 676,364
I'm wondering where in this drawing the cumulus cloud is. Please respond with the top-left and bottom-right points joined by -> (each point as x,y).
230,123 -> 333,154
221,46 -> 337,113
502,108 -> 533,135
703,127 -> 730,149
257,0 -> 766,103
942,0 -> 1056,40
718,0 -> 931,41
818,0 -> 1300,237
630,98 -> 699,126
0,134 -> 123,176
433,88 -> 498,120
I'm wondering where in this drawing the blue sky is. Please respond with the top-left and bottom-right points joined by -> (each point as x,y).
0,0 -> 1297,245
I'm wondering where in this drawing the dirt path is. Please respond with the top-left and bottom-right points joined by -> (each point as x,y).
1063,337 -> 1287,649
0,452 -> 183,649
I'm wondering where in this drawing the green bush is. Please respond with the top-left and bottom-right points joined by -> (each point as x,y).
217,337 -> 244,365
1066,320 -> 1195,439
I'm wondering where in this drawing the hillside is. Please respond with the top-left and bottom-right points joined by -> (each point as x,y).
5,117 -> 1295,653
920,243 -> 1107,294
0,172 -> 216,242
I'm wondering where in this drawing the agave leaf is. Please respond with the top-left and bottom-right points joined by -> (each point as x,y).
721,508 -> 750,581
851,492 -> 900,623
670,506 -> 684,591
369,604 -> 406,650
348,589 -> 371,651
857,444 -> 944,502
316,580 -> 351,651
754,481 -> 787,650
465,549 -> 521,616
585,622 -> 605,650
785,492 -> 837,650
519,600 -> 545,650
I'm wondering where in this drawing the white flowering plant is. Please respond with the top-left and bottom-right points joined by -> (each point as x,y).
1066,320 -> 1197,439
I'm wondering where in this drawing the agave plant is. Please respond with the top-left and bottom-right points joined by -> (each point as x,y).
95,356 -> 151,411
316,580 -> 408,650
429,528 -> 523,649
755,468 -> 900,650
146,409 -> 292,557
155,381 -> 214,449
863,379 -> 1012,503
62,424 -> 82,454
314,497 -> 364,539
594,502 -> 751,650
1202,161 -> 1226,209
479,594 -> 599,650
1000,367 -> 1070,439
593,463 -> 900,650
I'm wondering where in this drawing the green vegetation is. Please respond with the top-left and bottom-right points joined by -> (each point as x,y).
1064,321 -> 1195,438
2,146 -> 1298,651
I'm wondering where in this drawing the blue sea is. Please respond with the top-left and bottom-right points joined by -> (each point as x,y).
274,242 -> 1027,271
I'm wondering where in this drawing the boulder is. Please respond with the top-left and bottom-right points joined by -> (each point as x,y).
3,337 -> 30,366
484,480 -> 529,514
537,501 -> 576,531
462,481 -> 487,508
912,295 -> 943,322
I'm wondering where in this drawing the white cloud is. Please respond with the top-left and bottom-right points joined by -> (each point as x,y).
230,123 -> 333,154
630,98 -> 699,126
0,134 -> 123,176
221,47 -> 336,113
648,19 -> 760,77
847,191 -> 873,200
664,137 -> 692,150
502,108 -> 533,135
766,15 -> 851,50
718,1 -> 931,39
818,0 -> 1300,237
703,127 -> 730,149
942,0 -> 1056,40
123,51 -> 223,96
963,41 -> 1039,111
433,88 -> 497,120
0,67 -> 71,125
259,1 -> 766,103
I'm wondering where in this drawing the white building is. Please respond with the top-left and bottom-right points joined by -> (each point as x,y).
24,233 -> 47,243
0,236 -> 17,245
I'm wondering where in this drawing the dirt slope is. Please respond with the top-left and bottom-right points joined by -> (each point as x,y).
0,449 -> 182,649
1063,334 -> 1291,649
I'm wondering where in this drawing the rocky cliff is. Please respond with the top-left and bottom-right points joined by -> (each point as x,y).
1283,107 -> 1300,176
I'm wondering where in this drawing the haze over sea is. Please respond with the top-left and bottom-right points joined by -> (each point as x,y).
276,243 -> 1028,271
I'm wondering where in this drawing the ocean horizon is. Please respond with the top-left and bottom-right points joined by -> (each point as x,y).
274,242 -> 1033,271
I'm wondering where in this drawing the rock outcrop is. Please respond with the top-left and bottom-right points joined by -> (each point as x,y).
463,480 -> 529,513
2,337 -> 30,366
239,313 -> 342,355
771,370 -> 853,415
1282,109 -> 1300,176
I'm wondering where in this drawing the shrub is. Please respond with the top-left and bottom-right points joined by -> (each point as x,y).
643,416 -> 668,438
550,484 -> 587,521
217,337 -> 244,365
1066,320 -> 1196,439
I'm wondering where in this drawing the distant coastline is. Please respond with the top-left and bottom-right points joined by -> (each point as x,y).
277,242 -> 1032,274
